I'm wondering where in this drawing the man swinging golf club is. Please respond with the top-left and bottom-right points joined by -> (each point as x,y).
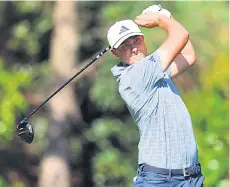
107,5 -> 204,187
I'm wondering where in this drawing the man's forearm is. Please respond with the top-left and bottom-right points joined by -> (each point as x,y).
135,11 -> 191,74
180,39 -> 196,64
168,39 -> 196,78
156,15 -> 189,71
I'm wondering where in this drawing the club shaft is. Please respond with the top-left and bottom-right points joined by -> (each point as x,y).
26,46 -> 111,119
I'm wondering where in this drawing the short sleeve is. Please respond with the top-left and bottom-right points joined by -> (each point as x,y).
126,52 -> 164,92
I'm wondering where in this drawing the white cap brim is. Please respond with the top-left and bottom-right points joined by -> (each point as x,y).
113,32 -> 144,49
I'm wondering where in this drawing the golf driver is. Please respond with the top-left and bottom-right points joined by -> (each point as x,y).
17,46 -> 111,144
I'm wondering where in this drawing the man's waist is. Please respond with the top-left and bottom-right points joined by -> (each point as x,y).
138,163 -> 202,177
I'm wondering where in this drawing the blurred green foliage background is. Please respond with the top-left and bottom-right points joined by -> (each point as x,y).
0,1 -> 228,187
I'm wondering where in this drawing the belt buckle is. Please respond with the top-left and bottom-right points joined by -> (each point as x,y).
183,168 -> 190,177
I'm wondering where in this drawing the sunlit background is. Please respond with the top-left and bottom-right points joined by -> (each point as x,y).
0,1 -> 229,187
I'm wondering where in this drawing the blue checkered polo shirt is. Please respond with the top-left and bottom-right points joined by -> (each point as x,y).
111,52 -> 199,169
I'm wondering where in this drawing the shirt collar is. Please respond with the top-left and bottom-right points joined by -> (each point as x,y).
111,62 -> 130,82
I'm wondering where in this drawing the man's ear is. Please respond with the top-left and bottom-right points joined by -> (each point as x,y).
111,49 -> 119,57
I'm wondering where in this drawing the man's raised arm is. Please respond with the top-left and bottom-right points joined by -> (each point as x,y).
167,38 -> 196,79
135,12 -> 189,72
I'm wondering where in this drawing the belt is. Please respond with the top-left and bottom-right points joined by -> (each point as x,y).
140,163 -> 201,177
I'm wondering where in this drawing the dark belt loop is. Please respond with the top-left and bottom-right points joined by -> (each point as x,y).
137,164 -> 144,175
140,164 -> 145,172
169,169 -> 172,178
167,169 -> 172,180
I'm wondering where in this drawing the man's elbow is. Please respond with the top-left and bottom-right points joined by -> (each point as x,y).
188,53 -> 196,66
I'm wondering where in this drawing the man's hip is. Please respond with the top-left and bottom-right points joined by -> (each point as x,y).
133,163 -> 204,187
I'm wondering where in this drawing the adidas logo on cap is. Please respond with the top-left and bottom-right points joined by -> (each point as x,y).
119,25 -> 129,34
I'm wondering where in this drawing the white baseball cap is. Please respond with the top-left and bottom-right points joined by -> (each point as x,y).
107,20 -> 144,49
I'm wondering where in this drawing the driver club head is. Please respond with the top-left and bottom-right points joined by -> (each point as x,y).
17,118 -> 34,144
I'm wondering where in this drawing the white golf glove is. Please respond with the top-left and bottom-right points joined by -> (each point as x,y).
142,4 -> 171,18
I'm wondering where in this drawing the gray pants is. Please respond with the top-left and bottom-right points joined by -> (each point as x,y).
133,164 -> 204,187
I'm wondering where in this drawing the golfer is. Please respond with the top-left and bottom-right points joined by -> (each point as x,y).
107,5 -> 204,187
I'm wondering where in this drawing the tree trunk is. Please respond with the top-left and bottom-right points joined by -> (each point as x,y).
38,1 -> 81,187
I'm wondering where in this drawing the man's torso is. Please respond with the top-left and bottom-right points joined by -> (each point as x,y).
111,52 -> 198,169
